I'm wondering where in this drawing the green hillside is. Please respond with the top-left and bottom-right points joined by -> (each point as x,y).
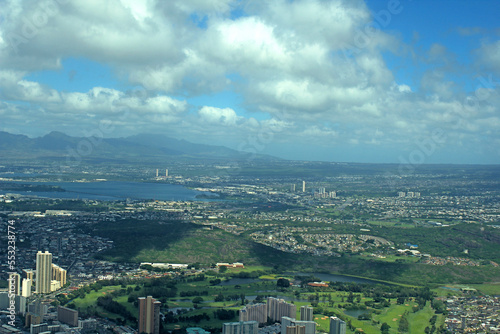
87,219 -> 500,285
89,218 -> 293,265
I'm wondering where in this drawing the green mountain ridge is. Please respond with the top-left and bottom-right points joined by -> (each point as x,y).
0,130 -> 279,163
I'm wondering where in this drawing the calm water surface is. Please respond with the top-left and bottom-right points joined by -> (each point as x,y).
0,181 -> 208,201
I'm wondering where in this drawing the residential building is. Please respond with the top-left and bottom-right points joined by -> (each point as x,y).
24,269 -> 34,281
57,306 -> 78,327
329,317 -> 346,334
138,296 -> 161,334
286,325 -> 305,334
281,317 -> 315,334
268,297 -> 296,322
300,306 -> 313,321
52,264 -> 67,286
30,323 -> 48,334
25,313 -> 42,328
35,251 -> 52,294
22,278 -> 32,297
222,321 -> 258,334
239,303 -> 267,324
0,293 -> 26,314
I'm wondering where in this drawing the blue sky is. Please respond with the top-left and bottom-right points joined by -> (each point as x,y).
0,0 -> 499,163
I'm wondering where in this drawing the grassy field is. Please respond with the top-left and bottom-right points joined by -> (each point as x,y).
443,283 -> 500,296
71,285 -> 124,309
407,303 -> 434,334
372,302 -> 413,334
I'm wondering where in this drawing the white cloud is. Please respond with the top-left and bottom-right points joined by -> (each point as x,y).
476,40 -> 500,75
0,0 -> 498,162
198,106 -> 240,126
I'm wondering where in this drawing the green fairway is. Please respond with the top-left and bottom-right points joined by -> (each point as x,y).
372,301 -> 414,333
407,303 -> 434,334
72,285 -> 124,309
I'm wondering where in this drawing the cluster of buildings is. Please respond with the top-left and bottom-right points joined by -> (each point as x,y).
239,297 -> 297,325
9,251 -> 67,297
357,195 -> 498,224
8,295 -> 162,334
2,250 -> 67,313
443,295 -> 500,333
420,256 -> 483,267
0,250 -> 68,332
235,298 -> 347,334
313,189 -> 336,199
0,214 -> 114,280
0,303 -> 100,334
397,191 -> 421,198
250,229 -> 392,257
222,297 -> 347,334
154,168 -> 169,180
23,304 -> 99,334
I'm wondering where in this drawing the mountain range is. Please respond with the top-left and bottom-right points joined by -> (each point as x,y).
0,131 -> 277,164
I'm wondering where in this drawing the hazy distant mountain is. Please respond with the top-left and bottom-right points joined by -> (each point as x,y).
0,131 -> 278,164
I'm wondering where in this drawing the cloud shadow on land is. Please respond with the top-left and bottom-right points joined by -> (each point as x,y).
89,218 -> 201,263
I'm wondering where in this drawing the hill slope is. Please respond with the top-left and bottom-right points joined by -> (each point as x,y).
0,131 -> 277,163
88,219 -> 500,285
90,218 -> 291,265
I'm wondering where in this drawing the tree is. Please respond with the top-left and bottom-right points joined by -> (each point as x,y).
398,313 -> 409,333
219,266 -> 228,273
431,300 -> 446,314
192,296 -> 204,304
381,322 -> 390,334
277,278 -> 290,288
214,293 -> 224,302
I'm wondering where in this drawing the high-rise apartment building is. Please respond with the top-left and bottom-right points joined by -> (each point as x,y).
24,269 -> 34,281
329,317 -> 346,334
281,317 -> 315,334
300,306 -> 313,321
222,321 -> 258,334
52,264 -> 67,286
35,251 -> 52,294
138,296 -> 161,334
239,303 -> 267,324
268,297 -> 296,323
22,278 -> 32,297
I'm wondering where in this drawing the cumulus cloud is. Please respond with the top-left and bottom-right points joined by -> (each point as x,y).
0,0 -> 498,162
198,106 -> 240,126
